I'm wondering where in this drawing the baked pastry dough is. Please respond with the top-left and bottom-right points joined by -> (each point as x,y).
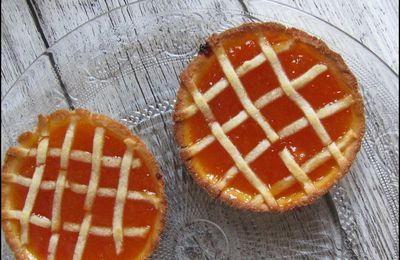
174,22 -> 365,212
2,109 -> 166,259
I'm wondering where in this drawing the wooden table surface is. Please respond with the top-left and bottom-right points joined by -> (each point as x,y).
1,0 -> 399,259
1,0 -> 398,96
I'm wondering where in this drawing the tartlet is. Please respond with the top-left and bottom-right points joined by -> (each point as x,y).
174,22 -> 365,212
2,109 -> 166,259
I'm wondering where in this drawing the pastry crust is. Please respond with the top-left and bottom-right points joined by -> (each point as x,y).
2,108 -> 166,259
173,22 -> 365,212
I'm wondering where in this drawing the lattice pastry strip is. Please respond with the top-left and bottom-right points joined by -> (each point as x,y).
178,39 -> 294,120
215,140 -> 270,190
2,210 -> 150,238
213,45 -> 279,142
189,35 -> 355,204
184,75 -> 278,209
8,147 -> 142,169
20,118 -> 49,245
73,215 -> 92,260
2,109 -> 165,259
183,64 -> 328,158
183,34 -> 357,206
271,130 -> 356,196
279,148 -> 316,194
175,23 -> 364,213
48,234 -> 59,260
73,127 -> 105,260
48,117 -> 78,260
208,40 -> 353,197
215,96 -> 354,191
258,35 -> 348,169
113,139 -> 137,254
278,96 -> 354,138
2,173 -> 159,206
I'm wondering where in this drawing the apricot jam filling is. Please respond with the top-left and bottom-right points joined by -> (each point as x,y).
9,118 -> 161,259
186,32 -> 355,200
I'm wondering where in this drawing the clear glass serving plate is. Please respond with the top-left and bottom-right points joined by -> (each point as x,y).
1,0 -> 398,259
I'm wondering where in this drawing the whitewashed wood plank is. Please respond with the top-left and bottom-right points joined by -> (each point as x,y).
277,0 -> 399,73
44,0 -> 244,120
28,0 -> 133,45
28,0 -> 398,73
1,0 -> 46,97
29,0 -> 246,44
1,54 -> 71,161
2,0 -> 396,97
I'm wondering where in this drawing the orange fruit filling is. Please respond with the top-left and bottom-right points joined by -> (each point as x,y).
186,31 -> 356,201
8,116 -> 162,259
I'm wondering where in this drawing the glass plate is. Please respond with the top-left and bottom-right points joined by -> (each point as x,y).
1,0 -> 398,259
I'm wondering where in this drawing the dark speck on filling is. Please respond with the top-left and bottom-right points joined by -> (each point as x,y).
198,42 -> 212,57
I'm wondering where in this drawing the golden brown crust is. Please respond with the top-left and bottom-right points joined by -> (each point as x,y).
173,22 -> 365,213
1,108 -> 166,259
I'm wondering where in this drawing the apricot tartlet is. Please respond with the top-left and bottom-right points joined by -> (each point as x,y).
174,22 -> 365,212
2,109 -> 166,259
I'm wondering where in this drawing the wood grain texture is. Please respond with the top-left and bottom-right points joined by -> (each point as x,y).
1,0 -> 46,97
1,0 -> 397,96
0,0 -> 398,259
28,0 -> 399,71
278,0 -> 399,72
26,0 -> 129,45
